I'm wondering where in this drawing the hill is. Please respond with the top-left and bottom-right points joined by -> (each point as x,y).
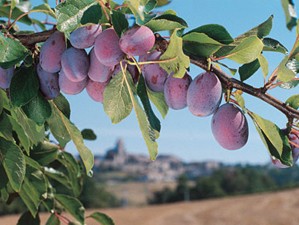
1,188 -> 299,225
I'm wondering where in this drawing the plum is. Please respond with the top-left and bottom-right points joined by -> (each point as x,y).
88,48 -> 113,82
289,133 -> 299,163
187,72 -> 222,117
94,28 -> 125,67
141,50 -> 168,92
70,24 -> 102,49
211,103 -> 249,150
59,69 -> 87,95
119,25 -> 155,56
164,72 -> 192,110
86,79 -> 109,103
61,47 -> 89,82
37,64 -> 60,99
39,31 -> 66,73
0,66 -> 14,89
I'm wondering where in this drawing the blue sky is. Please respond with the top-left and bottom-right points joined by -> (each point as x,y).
30,0 -> 299,164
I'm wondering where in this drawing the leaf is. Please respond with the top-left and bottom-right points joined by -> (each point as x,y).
0,6 -> 32,26
88,212 -> 115,225
57,151 -> 82,197
234,15 -> 273,43
55,194 -> 85,224
144,0 -> 156,13
122,66 -> 159,160
279,80 -> 299,89
160,31 -> 190,78
249,112 -> 292,166
10,108 -> 45,148
137,75 -> 161,132
226,36 -> 264,64
258,54 -> 269,78
22,93 -> 52,125
81,3 -> 102,25
10,66 -> 39,107
0,33 -> 29,69
17,211 -> 40,225
0,112 -> 14,141
81,129 -> 97,140
49,102 -> 94,174
286,94 -> 299,109
277,56 -> 296,82
184,24 -> 234,45
46,213 -> 60,225
44,167 -> 71,190
125,0 -> 146,22
31,141 -> 59,166
19,162 -> 47,217
239,59 -> 260,81
111,10 -> 129,37
234,92 -> 245,110
53,94 -> 71,119
55,0 -> 97,36
156,0 -> 171,7
147,88 -> 168,118
0,137 -> 25,192
145,14 -> 188,32
281,0 -> 297,30
216,62 -> 237,75
183,32 -> 223,57
263,37 -> 288,54
103,70 -> 133,124
31,3 -> 56,18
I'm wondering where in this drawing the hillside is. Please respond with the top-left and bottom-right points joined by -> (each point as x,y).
1,188 -> 299,225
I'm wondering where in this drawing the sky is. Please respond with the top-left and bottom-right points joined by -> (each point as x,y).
29,0 -> 299,164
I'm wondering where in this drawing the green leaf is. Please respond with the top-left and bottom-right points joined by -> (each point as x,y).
137,75 -> 161,132
17,211 -> 40,225
103,70 -> 133,124
277,56 -> 296,82
121,66 -> 159,160
57,151 -> 82,197
183,32 -> 223,57
286,94 -> 299,109
49,102 -> 94,174
55,0 -> 97,36
88,212 -> 115,225
10,108 -> 45,148
145,14 -> 188,32
44,167 -> 71,190
249,112 -> 292,166
31,3 -> 56,18
55,194 -> 85,224
160,31 -> 190,78
258,54 -> 269,78
234,93 -> 245,110
156,0 -> 171,7
46,213 -> 60,225
81,129 -> 97,140
279,80 -> 299,89
10,66 -> 39,107
144,0 -> 156,13
19,163 -> 47,217
263,37 -> 288,54
0,137 -> 25,192
53,94 -> 71,119
147,88 -> 168,118
281,0 -> 297,30
0,33 -> 29,69
31,141 -> 59,166
125,0 -> 146,22
234,15 -> 273,43
111,10 -> 129,37
239,59 -> 260,82
0,112 -> 14,141
184,24 -> 234,45
226,36 -> 264,64
216,62 -> 237,75
22,93 -> 52,125
81,3 -> 102,25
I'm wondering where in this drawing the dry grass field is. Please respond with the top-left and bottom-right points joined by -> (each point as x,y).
2,188 -> 299,225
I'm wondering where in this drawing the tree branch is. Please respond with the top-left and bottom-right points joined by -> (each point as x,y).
190,55 -> 299,121
14,29 -> 56,47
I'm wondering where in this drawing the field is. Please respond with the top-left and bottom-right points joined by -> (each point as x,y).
1,188 -> 299,225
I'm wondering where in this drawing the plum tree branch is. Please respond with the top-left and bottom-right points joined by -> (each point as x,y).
190,55 -> 299,121
13,30 -> 299,121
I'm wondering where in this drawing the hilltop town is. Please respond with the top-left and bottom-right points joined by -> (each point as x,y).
93,139 -> 223,182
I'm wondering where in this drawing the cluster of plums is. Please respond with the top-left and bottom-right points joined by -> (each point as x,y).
0,23 -> 298,166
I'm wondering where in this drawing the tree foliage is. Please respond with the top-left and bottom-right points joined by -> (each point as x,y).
0,0 -> 299,224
